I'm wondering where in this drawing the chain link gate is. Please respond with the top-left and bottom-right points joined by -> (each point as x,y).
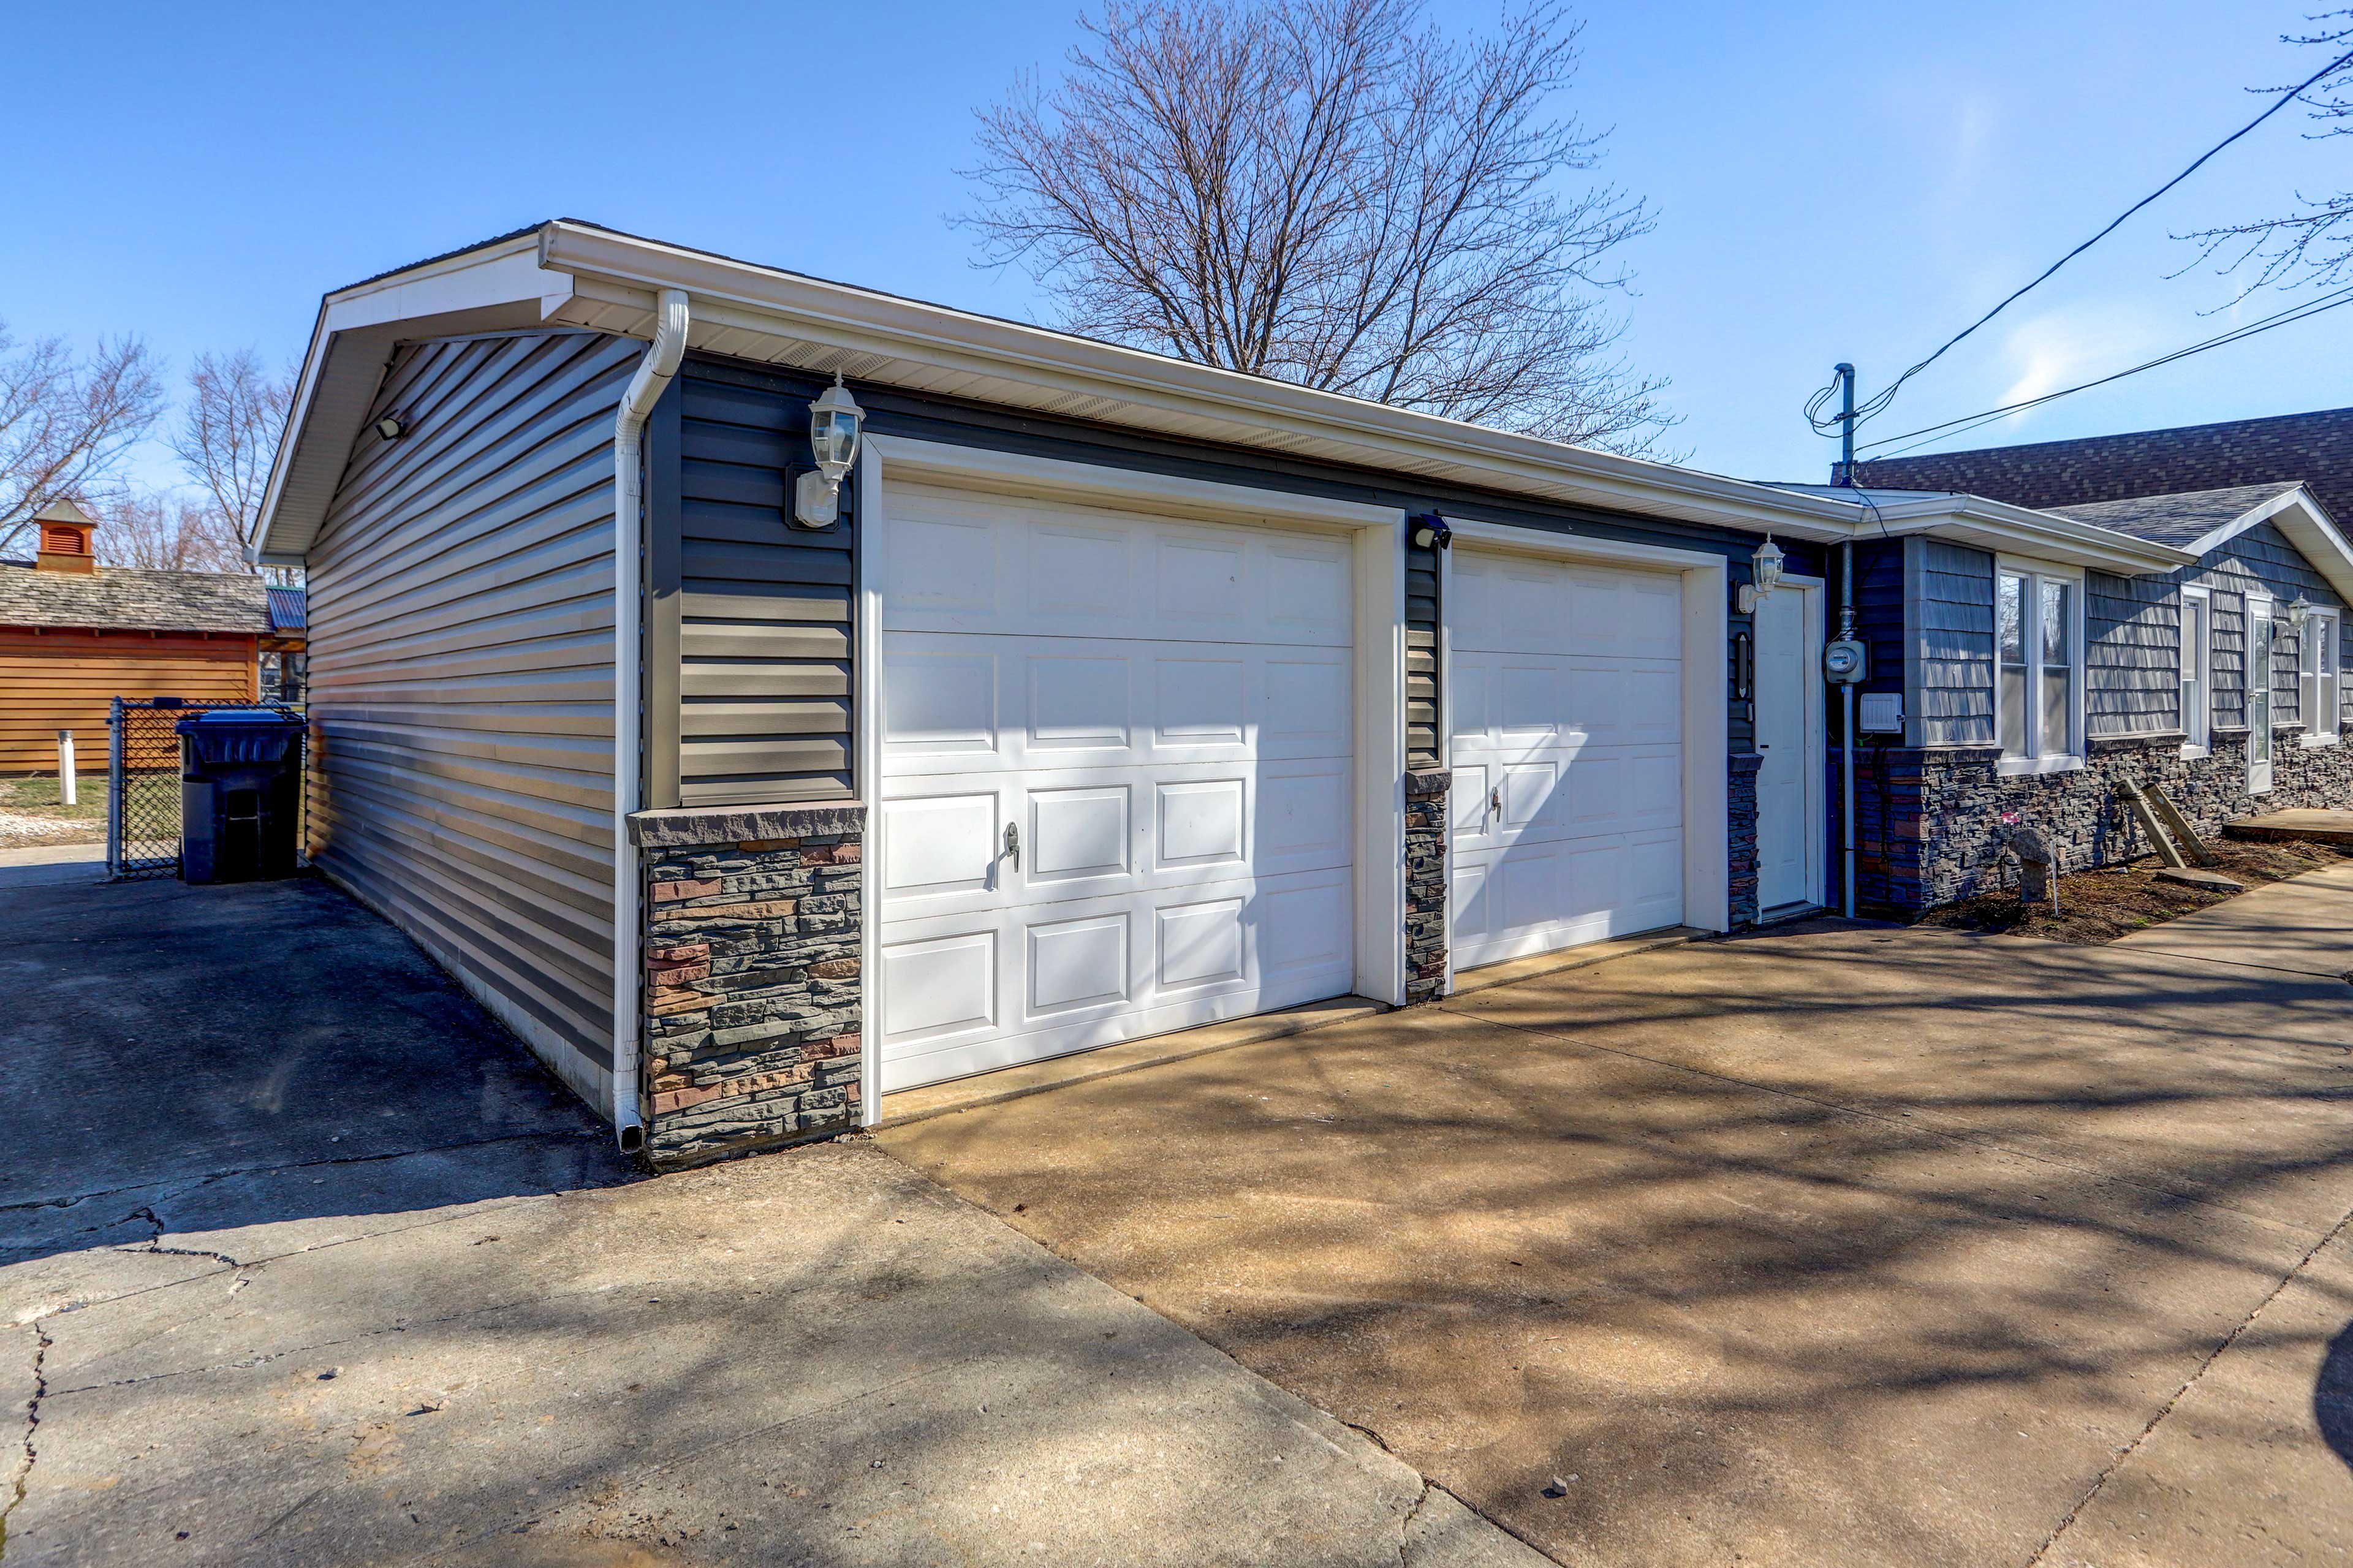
107,697 -> 307,881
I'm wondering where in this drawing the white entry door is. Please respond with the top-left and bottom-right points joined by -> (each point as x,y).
874,483 -> 1358,1091
1449,550 -> 1685,969
2248,599 -> 2275,795
1752,583 -> 1821,914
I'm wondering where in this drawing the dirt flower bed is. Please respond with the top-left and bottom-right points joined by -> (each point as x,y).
1919,838 -> 2351,944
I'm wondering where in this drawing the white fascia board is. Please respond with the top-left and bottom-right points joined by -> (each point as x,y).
2181,486 -> 2353,605
534,222 -> 1868,545
1865,495 -> 2194,576
252,237 -> 577,560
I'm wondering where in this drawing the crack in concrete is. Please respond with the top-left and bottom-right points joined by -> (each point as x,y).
1,1320 -> 51,1561
0,1127 -> 607,1221
2023,1199 -> 2353,1567
124,1208 -> 243,1268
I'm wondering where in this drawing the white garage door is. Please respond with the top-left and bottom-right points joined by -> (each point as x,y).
1449,550 -> 1684,969
874,484 -> 1358,1092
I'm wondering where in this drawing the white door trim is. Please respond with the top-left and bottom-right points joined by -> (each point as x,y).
1441,520 -> 1730,937
855,434 -> 1407,1121
1755,575 -> 1826,915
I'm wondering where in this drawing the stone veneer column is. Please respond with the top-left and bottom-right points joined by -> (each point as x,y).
1887,730 -> 2353,914
1727,751 -> 1764,927
1403,769 -> 1450,1004
627,802 -> 867,1168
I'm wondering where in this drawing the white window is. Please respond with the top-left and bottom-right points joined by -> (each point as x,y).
1997,561 -> 2082,773
2180,588 -> 2211,756
2302,607 -> 2341,744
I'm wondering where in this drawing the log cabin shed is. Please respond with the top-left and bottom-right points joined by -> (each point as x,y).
1,501 -> 288,776
249,221 -> 2196,1165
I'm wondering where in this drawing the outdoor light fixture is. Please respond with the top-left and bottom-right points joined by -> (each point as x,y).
792,373 -> 865,528
2287,594 -> 2314,631
1408,513 -> 1452,551
376,412 -> 409,441
1737,533 -> 1786,613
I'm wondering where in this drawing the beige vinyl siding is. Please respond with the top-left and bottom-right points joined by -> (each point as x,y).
305,330 -> 638,1113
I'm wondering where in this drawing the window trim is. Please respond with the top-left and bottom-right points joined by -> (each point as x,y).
1994,555 -> 2086,776
2180,585 -> 2212,759
2299,604 -> 2341,747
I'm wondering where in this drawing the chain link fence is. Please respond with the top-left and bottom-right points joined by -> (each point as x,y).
107,697 -> 307,881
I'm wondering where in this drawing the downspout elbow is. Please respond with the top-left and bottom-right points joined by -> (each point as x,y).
612,288 -> 691,1154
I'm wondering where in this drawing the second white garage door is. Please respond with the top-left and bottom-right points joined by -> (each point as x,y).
873,485 -> 1359,1092
1449,549 -> 1685,969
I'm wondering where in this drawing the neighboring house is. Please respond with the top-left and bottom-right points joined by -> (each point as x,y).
0,501 -> 288,776
1853,404 -> 2353,535
1760,416 -> 2353,915
248,220 -> 2206,1167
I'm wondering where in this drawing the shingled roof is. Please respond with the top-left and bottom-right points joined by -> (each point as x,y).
2047,482 -> 2308,548
1851,406 -> 2353,526
0,562 -> 271,634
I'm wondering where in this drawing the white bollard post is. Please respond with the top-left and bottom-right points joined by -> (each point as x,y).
58,730 -> 76,806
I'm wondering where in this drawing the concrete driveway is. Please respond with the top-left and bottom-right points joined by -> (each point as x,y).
881,868 -> 2353,1568
1,873 -> 1540,1567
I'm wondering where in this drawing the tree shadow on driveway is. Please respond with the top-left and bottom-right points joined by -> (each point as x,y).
881,920 -> 2353,1567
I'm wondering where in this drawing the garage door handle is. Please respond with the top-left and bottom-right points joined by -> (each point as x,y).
1490,787 -> 1501,815
1002,821 -> 1020,871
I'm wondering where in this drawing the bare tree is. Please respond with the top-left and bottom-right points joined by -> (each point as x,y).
170,349 -> 292,546
0,322 -> 165,558
961,0 -> 1672,452
2177,15 -> 2353,292
98,488 -> 248,573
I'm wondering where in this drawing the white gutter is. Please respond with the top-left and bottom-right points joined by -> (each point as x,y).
610,287 -> 690,1153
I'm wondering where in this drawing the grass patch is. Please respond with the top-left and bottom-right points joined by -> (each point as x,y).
0,774 -> 107,825
1919,838 -> 2351,944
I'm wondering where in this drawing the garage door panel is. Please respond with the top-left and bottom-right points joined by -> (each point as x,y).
1257,762 -> 1352,873
880,791 -> 1004,903
1026,911 -> 1132,1017
883,650 -> 999,757
1450,550 -> 1684,972
1027,785 -> 1131,885
878,930 -> 998,1051
1152,654 -> 1247,746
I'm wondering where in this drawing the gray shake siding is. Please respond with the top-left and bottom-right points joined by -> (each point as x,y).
1910,539 -> 1995,747
306,330 -> 638,1108
1870,521 -> 2351,752
2084,570 -> 2173,738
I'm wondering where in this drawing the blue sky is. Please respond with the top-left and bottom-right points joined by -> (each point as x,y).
9,1 -> 2349,488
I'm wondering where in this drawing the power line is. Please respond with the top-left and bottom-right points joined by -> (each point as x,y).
1806,44 -> 2353,439
1852,282 -> 2353,460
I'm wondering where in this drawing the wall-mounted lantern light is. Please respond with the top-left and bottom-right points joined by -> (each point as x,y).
1409,513 -> 1452,551
2287,594 -> 2314,632
1736,534 -> 1785,614
792,373 -> 865,528
376,412 -> 410,441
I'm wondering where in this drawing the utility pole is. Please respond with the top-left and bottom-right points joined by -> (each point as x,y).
1830,363 -> 1860,918
1831,362 -> 1856,488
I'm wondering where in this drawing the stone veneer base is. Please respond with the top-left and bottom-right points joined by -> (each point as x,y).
629,801 -> 868,1168
1403,770 -> 1449,1004
1838,730 -> 2353,914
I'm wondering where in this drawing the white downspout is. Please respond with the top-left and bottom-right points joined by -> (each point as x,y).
612,287 -> 690,1153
